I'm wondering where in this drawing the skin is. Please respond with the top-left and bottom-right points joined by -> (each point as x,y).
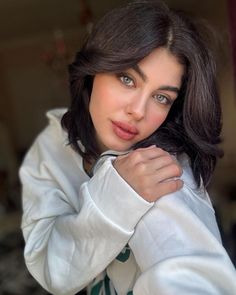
88,47 -> 184,202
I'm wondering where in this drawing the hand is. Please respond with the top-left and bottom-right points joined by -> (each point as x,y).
113,145 -> 183,202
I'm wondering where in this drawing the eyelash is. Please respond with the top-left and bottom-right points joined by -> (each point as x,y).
153,94 -> 172,106
117,73 -> 173,106
117,73 -> 135,87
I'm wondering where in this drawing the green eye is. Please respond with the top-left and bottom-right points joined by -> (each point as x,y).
120,75 -> 134,87
154,94 -> 170,105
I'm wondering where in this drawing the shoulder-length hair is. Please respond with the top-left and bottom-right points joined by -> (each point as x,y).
61,0 -> 223,187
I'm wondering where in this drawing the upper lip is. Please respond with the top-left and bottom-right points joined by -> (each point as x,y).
112,121 -> 139,134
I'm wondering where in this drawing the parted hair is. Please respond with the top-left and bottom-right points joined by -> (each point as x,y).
61,0 -> 223,187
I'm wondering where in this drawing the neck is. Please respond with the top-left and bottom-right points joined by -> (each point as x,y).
83,157 -> 96,177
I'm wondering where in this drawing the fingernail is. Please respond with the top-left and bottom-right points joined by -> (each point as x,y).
179,180 -> 184,188
148,145 -> 156,148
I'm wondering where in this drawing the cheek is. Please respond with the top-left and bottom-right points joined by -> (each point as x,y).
147,110 -> 168,131
91,84 -> 118,111
90,85 -> 108,116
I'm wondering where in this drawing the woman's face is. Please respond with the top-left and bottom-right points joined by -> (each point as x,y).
89,47 -> 184,153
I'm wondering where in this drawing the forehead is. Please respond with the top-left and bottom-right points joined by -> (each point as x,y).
136,47 -> 185,87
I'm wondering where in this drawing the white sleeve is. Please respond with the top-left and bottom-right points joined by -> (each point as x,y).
129,186 -> 236,295
20,125 -> 152,295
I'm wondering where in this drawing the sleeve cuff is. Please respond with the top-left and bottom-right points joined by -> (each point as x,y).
87,157 -> 153,232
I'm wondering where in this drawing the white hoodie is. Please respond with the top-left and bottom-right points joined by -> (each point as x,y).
20,108 -> 236,295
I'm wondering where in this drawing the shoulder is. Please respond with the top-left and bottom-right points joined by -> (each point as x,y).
43,108 -> 68,143
147,153 -> 221,241
20,108 -> 85,184
46,107 -> 67,125
25,108 -> 69,155
177,154 -> 196,186
177,153 -> 203,192
174,153 -> 215,213
21,108 -> 73,167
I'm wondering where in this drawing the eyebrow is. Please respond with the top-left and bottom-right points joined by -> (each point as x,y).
132,65 -> 147,81
132,65 -> 180,94
158,85 -> 180,94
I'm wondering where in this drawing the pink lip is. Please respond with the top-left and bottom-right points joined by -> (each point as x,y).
112,121 -> 139,140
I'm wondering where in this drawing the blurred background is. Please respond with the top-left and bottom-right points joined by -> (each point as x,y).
0,0 -> 235,294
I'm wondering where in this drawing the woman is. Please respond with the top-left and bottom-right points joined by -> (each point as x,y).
20,1 -> 236,294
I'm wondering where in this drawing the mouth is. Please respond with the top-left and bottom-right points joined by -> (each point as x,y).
112,121 -> 139,141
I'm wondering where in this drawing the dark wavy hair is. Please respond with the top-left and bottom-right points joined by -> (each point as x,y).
61,0 -> 223,187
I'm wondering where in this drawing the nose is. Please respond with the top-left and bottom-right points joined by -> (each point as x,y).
125,94 -> 147,121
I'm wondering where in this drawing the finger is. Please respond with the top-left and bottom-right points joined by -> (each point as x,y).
144,155 -> 177,172
129,146 -> 169,163
150,179 -> 184,202
154,163 -> 183,183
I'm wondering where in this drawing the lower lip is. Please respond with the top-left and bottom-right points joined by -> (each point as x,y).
112,122 -> 137,141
